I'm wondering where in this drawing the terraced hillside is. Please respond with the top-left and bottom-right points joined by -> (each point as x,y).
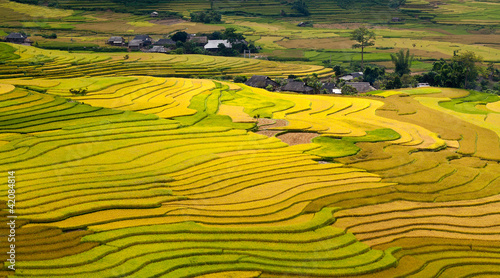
10,0 -> 409,23
1,75 -> 500,277
0,43 -> 332,79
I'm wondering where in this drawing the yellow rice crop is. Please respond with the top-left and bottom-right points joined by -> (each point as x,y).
218,104 -> 256,123
0,83 -> 16,95
194,271 -> 262,278
0,0 -> 73,18
486,101 -> 500,113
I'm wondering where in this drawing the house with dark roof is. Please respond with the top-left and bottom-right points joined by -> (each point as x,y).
107,36 -> 126,46
345,82 -> 375,93
340,72 -> 363,81
154,38 -> 176,46
5,33 -> 27,44
245,75 -> 278,89
321,82 -> 341,94
128,40 -> 144,50
204,40 -> 232,50
187,36 -> 208,45
133,35 -> 153,47
282,81 -> 314,94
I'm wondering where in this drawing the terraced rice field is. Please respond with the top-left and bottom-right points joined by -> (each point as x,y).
0,43 -> 332,79
1,75 -> 500,277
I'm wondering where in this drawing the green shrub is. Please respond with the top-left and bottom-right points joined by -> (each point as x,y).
69,88 -> 88,96
233,75 -> 247,83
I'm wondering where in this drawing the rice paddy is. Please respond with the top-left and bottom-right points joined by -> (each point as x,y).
1,71 -> 499,277
0,43 -> 332,79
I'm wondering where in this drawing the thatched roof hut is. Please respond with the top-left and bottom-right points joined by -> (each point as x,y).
245,75 -> 278,89
282,81 -> 314,94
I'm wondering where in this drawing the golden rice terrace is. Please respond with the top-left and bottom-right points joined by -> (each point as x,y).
1,42 -> 500,278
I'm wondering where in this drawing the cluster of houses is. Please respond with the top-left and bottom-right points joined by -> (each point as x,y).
244,74 -> 376,95
106,34 -> 238,53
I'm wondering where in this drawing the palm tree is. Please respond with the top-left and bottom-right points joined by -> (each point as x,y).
390,49 -> 414,76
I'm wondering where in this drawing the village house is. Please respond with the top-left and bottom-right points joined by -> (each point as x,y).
150,11 -> 159,17
345,82 -> 375,93
245,75 -> 279,90
340,72 -> 363,81
321,82 -> 341,94
133,35 -> 153,46
187,36 -> 208,45
128,40 -> 144,50
5,32 -> 28,44
204,40 -> 232,51
282,81 -> 314,94
107,36 -> 126,46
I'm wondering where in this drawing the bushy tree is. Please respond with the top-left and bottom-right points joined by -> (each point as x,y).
381,73 -> 402,89
223,28 -> 244,43
333,65 -> 346,77
341,84 -> 357,95
304,73 -> 322,94
363,65 -> 385,84
171,31 -> 188,42
350,26 -> 376,70
217,43 -> 239,57
233,75 -> 247,83
69,88 -> 88,96
418,51 -> 483,89
292,0 -> 310,16
390,48 -> 413,76
453,50 -> 482,89
190,10 -> 221,23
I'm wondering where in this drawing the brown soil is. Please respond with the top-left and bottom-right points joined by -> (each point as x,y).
277,132 -> 319,146
255,118 -> 319,145
257,118 -> 288,128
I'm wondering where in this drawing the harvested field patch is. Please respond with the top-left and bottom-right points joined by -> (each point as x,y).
276,132 -> 319,145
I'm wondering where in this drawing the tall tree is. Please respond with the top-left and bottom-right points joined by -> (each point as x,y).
453,50 -> 482,89
390,48 -> 414,76
350,26 -> 375,70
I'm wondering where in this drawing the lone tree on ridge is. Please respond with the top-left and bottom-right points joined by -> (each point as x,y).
350,26 -> 376,70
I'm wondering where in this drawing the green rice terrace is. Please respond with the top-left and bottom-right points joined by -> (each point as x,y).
0,49 -> 500,276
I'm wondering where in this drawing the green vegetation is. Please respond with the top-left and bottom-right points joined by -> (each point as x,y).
391,48 -> 414,76
307,129 -> 401,158
190,9 -> 221,23
439,90 -> 500,115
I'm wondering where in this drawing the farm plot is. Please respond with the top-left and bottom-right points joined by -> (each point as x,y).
2,77 -> 500,278
0,80 -> 402,277
0,43 -> 333,79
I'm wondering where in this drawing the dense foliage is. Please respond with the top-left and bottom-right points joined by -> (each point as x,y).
190,10 -> 221,23
291,0 -> 310,16
419,51 -> 485,90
